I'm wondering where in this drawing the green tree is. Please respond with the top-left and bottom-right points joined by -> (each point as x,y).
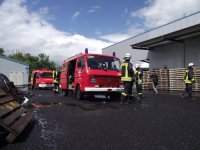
0,48 -> 5,56
23,53 -> 39,71
37,53 -> 56,70
9,52 -> 25,61
8,52 -> 57,73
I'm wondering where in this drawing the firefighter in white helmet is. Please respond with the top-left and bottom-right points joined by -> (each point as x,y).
180,62 -> 195,99
135,63 -> 143,102
120,53 -> 134,104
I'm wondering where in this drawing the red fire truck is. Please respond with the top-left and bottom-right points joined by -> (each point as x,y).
31,69 -> 54,89
60,49 -> 123,100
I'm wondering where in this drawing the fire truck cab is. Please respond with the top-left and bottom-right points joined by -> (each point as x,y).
60,50 -> 123,100
31,69 -> 54,89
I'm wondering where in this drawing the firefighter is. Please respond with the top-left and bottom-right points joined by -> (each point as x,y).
180,63 -> 195,99
53,67 -> 60,94
121,53 -> 134,104
135,64 -> 143,102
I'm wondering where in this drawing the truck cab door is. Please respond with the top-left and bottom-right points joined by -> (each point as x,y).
76,57 -> 86,86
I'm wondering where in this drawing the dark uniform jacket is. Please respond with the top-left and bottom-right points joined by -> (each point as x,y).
121,60 -> 134,82
150,73 -> 158,85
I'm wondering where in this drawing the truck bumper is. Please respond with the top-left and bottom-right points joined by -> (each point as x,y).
39,84 -> 54,88
84,87 -> 123,92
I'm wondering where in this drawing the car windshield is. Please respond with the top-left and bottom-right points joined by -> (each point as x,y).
87,55 -> 120,70
40,72 -> 53,78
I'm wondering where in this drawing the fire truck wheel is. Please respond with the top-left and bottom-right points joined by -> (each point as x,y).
76,85 -> 83,100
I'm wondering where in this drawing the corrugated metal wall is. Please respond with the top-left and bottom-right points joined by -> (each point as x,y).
0,58 -> 29,86
148,35 -> 200,69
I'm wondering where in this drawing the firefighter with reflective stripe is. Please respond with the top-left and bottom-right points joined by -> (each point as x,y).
53,67 -> 60,94
121,53 -> 134,104
180,63 -> 195,99
135,64 -> 143,102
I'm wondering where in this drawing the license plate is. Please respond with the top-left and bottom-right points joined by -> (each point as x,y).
47,84 -> 53,87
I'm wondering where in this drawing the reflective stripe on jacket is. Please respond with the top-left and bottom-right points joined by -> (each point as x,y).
53,70 -> 59,83
135,70 -> 143,84
121,62 -> 133,82
184,69 -> 195,84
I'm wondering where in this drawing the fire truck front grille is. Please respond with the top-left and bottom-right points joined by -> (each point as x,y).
94,76 -> 120,87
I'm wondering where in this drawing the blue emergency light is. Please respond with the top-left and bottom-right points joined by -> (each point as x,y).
85,48 -> 88,54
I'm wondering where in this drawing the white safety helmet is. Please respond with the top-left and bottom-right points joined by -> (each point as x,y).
188,62 -> 194,67
124,53 -> 131,59
135,64 -> 141,68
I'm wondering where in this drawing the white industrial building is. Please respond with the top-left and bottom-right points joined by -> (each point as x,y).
102,36 -> 149,68
102,11 -> 200,70
0,56 -> 29,87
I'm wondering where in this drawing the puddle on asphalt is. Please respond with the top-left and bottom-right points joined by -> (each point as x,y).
31,102 -> 120,111
30,100 -> 149,110
31,102 -> 61,108
31,101 -> 150,111
65,102 -> 121,111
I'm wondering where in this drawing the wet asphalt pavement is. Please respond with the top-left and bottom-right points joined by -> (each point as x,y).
0,89 -> 200,150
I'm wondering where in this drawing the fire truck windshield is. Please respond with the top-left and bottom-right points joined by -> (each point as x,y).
87,55 -> 120,70
40,72 -> 53,78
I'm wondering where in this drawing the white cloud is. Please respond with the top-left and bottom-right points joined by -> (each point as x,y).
38,7 -> 55,20
99,25 -> 145,43
72,11 -> 80,20
99,33 -> 130,43
0,0 -> 111,65
87,6 -> 100,13
132,0 -> 200,28
126,25 -> 145,36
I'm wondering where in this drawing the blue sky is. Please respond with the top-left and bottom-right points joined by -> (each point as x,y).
0,0 -> 200,64
26,0 -> 144,38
